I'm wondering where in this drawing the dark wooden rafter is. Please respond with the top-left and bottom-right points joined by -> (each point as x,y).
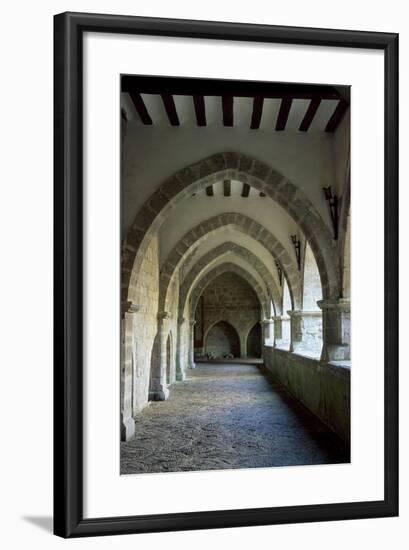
299,98 -> 322,131
250,96 -> 264,129
122,75 -> 343,101
123,77 -> 349,132
222,95 -> 233,127
193,95 -> 206,126
241,183 -> 250,197
161,94 -> 180,126
128,92 -> 152,125
205,185 -> 214,196
325,99 -> 349,132
276,98 -> 293,131
223,180 -> 231,197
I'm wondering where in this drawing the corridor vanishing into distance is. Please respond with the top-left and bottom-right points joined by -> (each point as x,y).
121,361 -> 347,475
120,76 -> 351,471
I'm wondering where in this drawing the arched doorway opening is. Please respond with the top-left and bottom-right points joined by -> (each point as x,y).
166,333 -> 172,385
247,323 -> 262,358
205,321 -> 240,359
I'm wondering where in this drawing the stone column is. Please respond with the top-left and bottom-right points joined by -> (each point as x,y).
288,310 -> 302,352
120,301 -> 139,441
239,334 -> 247,358
287,310 -> 322,354
272,315 -> 282,346
272,315 -> 290,349
176,317 -> 186,381
261,319 -> 273,345
149,312 -> 170,401
188,319 -> 196,369
317,299 -> 350,361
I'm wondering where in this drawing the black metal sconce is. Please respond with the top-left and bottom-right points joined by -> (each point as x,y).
291,235 -> 301,271
323,185 -> 339,240
275,260 -> 282,286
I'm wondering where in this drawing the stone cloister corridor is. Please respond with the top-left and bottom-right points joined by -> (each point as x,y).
121,361 -> 347,475
120,76 -> 351,473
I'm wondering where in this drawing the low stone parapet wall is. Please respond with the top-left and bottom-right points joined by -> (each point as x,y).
263,346 -> 350,448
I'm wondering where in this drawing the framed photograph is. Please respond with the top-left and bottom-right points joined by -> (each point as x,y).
54,12 -> 398,538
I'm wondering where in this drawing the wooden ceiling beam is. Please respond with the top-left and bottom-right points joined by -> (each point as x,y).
250,96 -> 264,129
161,94 -> 180,126
325,99 -> 349,132
299,98 -> 321,132
276,98 -> 293,131
128,92 -> 152,125
222,95 -> 234,127
241,183 -> 250,197
122,75 -> 344,101
223,180 -> 231,197
193,95 -> 206,126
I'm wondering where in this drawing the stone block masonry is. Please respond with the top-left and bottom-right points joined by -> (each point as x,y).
263,345 -> 350,447
196,271 -> 261,358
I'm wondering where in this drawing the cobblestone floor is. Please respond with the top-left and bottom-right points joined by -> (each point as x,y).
121,361 -> 348,475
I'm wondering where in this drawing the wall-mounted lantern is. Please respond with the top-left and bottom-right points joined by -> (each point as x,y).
291,235 -> 301,271
323,185 -> 339,240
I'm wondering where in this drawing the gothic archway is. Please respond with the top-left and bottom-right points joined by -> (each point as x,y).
159,212 -> 299,314
189,262 -> 269,320
122,152 -> 339,311
178,241 -> 282,320
166,332 -> 172,385
205,320 -> 240,358
247,323 -> 262,358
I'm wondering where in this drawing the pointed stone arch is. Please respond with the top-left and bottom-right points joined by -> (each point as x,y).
178,241 -> 282,320
159,213 -> 299,315
302,242 -> 322,310
246,322 -> 262,358
179,242 -> 281,317
204,319 -> 242,357
189,262 -> 269,320
165,331 -> 173,385
122,152 -> 339,308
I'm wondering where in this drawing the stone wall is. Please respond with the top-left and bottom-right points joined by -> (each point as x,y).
247,323 -> 262,357
131,235 -> 160,414
263,346 -> 350,448
195,272 -> 261,358
206,320 -> 241,357
290,311 -> 323,357
163,272 -> 180,384
300,314 -> 322,352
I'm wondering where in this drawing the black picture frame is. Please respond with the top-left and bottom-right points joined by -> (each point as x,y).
54,11 -> 399,538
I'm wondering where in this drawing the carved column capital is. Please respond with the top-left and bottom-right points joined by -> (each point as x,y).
287,309 -> 302,318
317,298 -> 350,313
121,301 -> 140,315
317,299 -> 350,361
157,311 -> 170,321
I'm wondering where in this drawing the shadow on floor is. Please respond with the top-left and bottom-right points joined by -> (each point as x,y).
21,516 -> 53,533
257,362 -> 350,461
121,360 -> 350,474
196,357 -> 263,365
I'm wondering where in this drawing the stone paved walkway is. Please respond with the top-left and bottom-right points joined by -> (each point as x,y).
121,361 -> 348,475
